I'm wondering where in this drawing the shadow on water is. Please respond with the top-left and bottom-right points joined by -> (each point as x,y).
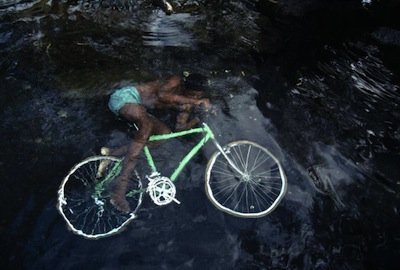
1,0 -> 400,269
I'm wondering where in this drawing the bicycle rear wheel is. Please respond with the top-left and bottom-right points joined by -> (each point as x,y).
57,156 -> 143,239
205,141 -> 287,218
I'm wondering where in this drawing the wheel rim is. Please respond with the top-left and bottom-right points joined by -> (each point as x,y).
57,156 -> 143,239
205,141 -> 287,218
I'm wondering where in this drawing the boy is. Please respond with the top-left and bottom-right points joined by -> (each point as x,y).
101,76 -> 210,212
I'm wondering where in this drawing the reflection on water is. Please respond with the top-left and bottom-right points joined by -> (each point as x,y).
142,12 -> 198,47
1,0 -> 400,269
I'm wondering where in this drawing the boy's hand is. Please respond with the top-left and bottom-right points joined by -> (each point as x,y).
196,98 -> 211,111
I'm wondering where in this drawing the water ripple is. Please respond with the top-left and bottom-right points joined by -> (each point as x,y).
142,12 -> 198,47
0,0 -> 41,15
322,43 -> 399,107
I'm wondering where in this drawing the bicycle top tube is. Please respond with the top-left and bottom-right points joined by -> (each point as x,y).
148,122 -> 215,142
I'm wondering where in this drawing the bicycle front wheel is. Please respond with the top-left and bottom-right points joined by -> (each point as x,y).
57,156 -> 144,239
205,141 -> 287,218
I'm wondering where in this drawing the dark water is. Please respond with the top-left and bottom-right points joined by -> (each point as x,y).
1,0 -> 399,269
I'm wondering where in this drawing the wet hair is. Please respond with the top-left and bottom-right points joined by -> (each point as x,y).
183,73 -> 207,90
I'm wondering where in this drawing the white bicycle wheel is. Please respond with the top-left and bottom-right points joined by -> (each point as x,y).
205,141 -> 287,218
57,156 -> 144,239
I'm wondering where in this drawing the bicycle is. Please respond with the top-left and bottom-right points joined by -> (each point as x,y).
57,123 -> 287,239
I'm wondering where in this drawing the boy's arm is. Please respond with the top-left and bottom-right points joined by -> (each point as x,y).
158,92 -> 210,109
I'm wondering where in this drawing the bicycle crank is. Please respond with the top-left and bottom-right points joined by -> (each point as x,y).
146,173 -> 181,206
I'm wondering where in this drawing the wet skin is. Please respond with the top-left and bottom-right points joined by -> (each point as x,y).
107,76 -> 210,212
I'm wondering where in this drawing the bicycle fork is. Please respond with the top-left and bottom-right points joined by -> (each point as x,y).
211,138 -> 247,178
201,123 -> 246,178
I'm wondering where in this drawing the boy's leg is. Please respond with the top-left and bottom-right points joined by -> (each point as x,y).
175,104 -> 200,131
110,138 -> 144,213
176,115 -> 200,131
110,105 -> 170,212
101,145 -> 129,157
96,145 -> 130,178
102,114 -> 170,154
150,113 -> 171,135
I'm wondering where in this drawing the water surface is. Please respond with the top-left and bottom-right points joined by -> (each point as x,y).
1,0 -> 399,269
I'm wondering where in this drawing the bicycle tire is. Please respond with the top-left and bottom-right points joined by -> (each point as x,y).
205,140 -> 287,218
57,156 -> 144,239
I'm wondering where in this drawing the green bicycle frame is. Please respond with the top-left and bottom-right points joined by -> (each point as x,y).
95,123 -> 244,199
143,123 -> 215,182
95,123 -> 215,199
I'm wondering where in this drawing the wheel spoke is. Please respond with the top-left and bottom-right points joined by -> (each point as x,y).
232,145 -> 246,171
249,154 -> 272,174
250,181 -> 279,207
212,180 -> 240,198
249,148 -> 262,173
245,145 -> 252,173
233,182 -> 248,211
247,183 -> 264,213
